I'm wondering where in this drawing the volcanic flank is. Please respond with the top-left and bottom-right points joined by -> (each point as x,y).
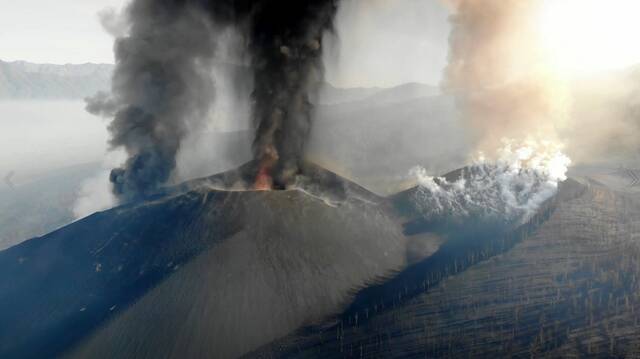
0,159 -> 594,358
0,163 -> 428,359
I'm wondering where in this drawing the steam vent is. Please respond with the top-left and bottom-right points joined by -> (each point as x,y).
0,160 -> 638,358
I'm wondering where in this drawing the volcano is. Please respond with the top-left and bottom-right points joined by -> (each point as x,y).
0,162 -> 431,358
0,162 -> 636,358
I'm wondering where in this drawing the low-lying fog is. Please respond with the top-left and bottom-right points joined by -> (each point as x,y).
0,100 -> 108,184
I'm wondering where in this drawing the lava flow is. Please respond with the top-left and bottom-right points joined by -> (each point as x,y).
254,163 -> 274,191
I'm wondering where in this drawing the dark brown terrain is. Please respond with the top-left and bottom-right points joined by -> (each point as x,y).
251,170 -> 640,358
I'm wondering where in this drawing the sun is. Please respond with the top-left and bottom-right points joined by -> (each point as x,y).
537,0 -> 640,75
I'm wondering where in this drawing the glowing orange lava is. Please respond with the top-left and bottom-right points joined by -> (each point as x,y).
254,163 -> 273,191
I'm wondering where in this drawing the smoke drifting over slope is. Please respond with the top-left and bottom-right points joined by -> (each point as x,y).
88,0 -> 339,200
443,0 -> 567,155
426,0 -> 572,222
443,0 -> 640,167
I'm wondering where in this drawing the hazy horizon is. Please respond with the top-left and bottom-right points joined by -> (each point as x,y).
0,0 -> 450,89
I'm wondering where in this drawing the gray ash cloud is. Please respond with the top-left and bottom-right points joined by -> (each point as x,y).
87,0 -> 339,200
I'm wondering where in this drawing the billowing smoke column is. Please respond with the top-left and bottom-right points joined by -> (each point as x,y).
87,0 -> 220,200
443,0 -> 567,155
88,0 -> 339,200
246,1 -> 338,190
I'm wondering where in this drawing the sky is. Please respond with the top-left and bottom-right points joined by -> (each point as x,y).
0,0 -> 127,64
326,0 -> 451,87
0,0 -> 451,88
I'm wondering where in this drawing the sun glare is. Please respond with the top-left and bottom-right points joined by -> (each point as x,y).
537,0 -> 640,74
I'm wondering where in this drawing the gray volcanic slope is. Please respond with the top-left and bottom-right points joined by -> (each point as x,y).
251,176 -> 640,357
67,189 -> 407,359
0,164 -> 421,359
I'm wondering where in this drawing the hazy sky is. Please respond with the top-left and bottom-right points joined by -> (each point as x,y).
0,0 -> 450,87
327,0 -> 451,87
0,0 -> 127,64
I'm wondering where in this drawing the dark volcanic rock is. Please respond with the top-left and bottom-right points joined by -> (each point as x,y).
68,189 -> 408,359
0,165 -> 410,359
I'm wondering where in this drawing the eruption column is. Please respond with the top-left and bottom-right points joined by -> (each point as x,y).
89,0 -> 340,199
247,0 -> 338,189
88,0 -> 220,201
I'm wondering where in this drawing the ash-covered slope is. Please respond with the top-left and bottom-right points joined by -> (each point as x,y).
0,164 -> 414,359
68,189 -> 406,359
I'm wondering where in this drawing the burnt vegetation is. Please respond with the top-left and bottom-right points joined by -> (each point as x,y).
253,179 -> 640,357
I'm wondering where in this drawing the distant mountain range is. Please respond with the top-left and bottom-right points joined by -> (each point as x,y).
0,60 -> 113,99
0,60 -> 439,103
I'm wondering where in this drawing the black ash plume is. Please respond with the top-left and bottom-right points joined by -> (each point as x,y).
87,0 -> 339,199
245,0 -> 338,189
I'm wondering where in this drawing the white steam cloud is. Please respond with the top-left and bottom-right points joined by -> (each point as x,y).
411,139 -> 571,224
